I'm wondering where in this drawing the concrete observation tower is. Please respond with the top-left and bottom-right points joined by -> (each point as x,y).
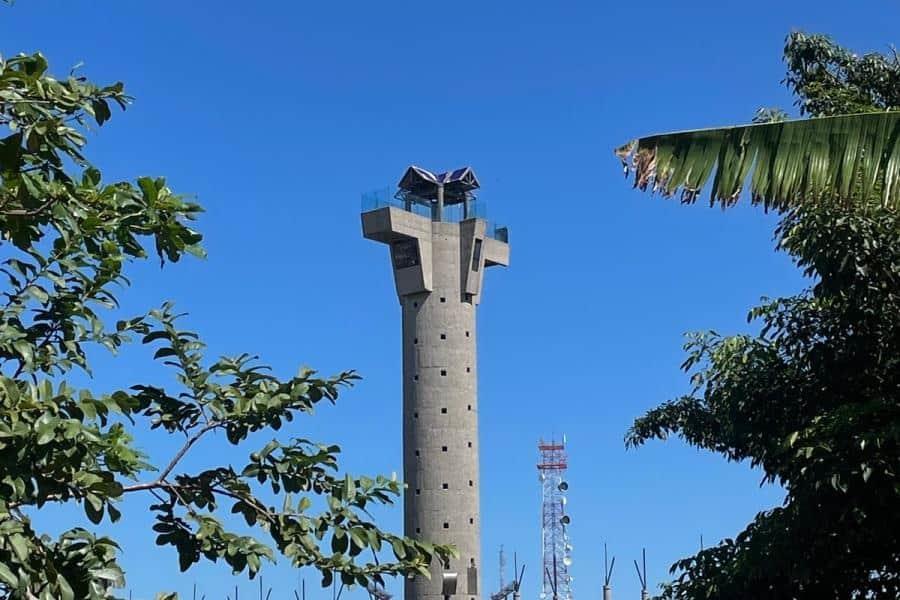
361,166 -> 510,600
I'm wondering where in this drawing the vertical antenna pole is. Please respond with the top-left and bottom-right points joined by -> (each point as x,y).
500,545 -> 505,589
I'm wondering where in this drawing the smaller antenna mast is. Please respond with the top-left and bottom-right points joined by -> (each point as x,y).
603,543 -> 616,600
514,554 -> 526,600
633,548 -> 649,600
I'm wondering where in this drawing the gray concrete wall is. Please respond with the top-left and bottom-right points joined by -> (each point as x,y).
362,206 -> 509,600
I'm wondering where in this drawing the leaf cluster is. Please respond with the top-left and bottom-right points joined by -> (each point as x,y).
784,31 -> 900,117
627,206 -> 900,598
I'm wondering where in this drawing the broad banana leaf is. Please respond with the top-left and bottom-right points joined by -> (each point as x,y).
615,111 -> 900,211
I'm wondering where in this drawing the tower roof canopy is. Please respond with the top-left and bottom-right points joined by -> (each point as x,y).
397,165 -> 480,205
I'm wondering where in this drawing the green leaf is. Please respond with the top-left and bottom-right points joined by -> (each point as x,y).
12,340 -> 33,369
9,533 -> 28,562
391,539 -> 407,560
84,493 -> 105,524
57,574 -> 75,600
344,474 -> 356,501
0,563 -> 17,586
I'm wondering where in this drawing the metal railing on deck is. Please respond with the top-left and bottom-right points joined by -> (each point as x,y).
361,187 -> 508,243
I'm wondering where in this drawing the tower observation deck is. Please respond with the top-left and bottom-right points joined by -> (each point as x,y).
361,166 -> 510,600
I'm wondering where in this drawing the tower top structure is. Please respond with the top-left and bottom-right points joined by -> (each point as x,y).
397,165 -> 480,205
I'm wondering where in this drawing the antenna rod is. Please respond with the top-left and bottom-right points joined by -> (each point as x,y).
552,552 -> 559,600
643,548 -> 647,586
513,551 -> 517,586
604,544 -> 608,582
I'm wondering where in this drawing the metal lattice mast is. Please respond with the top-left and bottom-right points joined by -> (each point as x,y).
537,438 -> 573,600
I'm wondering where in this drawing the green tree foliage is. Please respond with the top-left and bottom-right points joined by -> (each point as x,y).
0,52 -> 452,600
628,205 -> 900,598
783,32 -> 900,116
622,33 -> 900,599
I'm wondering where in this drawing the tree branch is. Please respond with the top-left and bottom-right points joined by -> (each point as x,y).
121,421 -> 220,494
157,421 -> 219,482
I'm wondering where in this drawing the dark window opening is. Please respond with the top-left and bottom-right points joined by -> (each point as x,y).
413,301 -> 418,307
414,337 -> 418,344
442,446 -> 448,452
414,375 -> 419,381
472,239 -> 483,271
415,450 -> 420,457
465,331 -> 470,337
392,239 -> 421,269
441,407 -> 448,414
467,442 -> 472,448
469,518 -> 474,525
416,527 -> 421,534
443,522 -> 449,529
440,297 -> 446,303
440,369 -> 447,376
466,367 -> 471,373
416,488 -> 420,495
467,404 -> 472,411
440,333 -> 446,340
468,480 -> 473,487
442,483 -> 449,490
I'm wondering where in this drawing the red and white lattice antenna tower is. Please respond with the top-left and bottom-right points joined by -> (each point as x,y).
537,436 -> 573,600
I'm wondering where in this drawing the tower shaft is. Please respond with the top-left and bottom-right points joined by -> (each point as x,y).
363,199 -> 509,600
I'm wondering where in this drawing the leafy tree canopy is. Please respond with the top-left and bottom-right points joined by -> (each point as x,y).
0,50 -> 452,600
624,33 -> 900,599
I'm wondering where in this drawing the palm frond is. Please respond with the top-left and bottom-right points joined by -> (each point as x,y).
614,111 -> 900,211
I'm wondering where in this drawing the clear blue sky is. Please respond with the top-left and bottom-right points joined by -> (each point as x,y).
4,1 -> 898,598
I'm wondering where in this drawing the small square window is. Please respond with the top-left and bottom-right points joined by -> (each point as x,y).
415,450 -> 420,457
416,488 -> 420,495
441,369 -> 447,376
467,442 -> 472,448
466,367 -> 471,373
440,297 -> 446,303
441,407 -> 448,414
440,333 -> 446,340
469,518 -> 474,524
442,483 -> 449,490
467,404 -> 472,411
414,337 -> 418,344
414,411 -> 419,418
443,522 -> 449,529
468,480 -> 473,487
442,446 -> 448,452
416,527 -> 421,534
465,331 -> 470,337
